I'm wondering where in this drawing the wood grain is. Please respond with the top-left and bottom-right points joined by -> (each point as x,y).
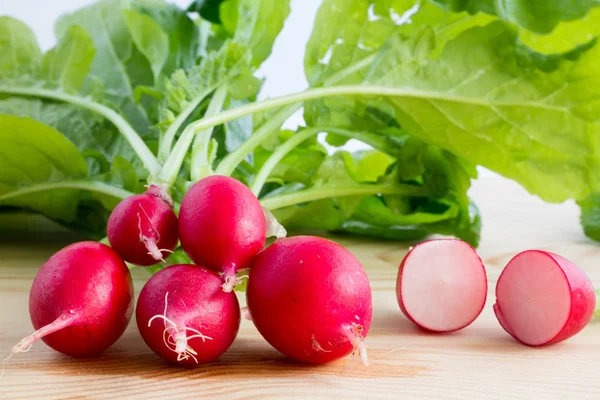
1,175 -> 600,399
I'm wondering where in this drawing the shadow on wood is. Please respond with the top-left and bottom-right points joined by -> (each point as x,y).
5,336 -> 430,381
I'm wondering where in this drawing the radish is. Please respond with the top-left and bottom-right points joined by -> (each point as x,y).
247,236 -> 372,365
107,185 -> 178,266
494,250 -> 596,346
178,176 -> 266,291
396,239 -> 487,332
11,242 -> 133,357
136,264 -> 241,365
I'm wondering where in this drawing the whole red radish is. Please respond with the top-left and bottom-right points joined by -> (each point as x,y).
178,176 -> 266,291
12,242 -> 133,357
396,239 -> 487,332
247,236 -> 372,365
494,250 -> 596,346
136,264 -> 241,365
107,185 -> 178,266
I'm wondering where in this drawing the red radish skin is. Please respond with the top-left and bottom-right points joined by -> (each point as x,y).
107,185 -> 178,266
136,264 -> 241,365
178,176 -> 266,291
247,236 -> 372,365
396,239 -> 487,332
494,250 -> 596,346
12,242 -> 133,357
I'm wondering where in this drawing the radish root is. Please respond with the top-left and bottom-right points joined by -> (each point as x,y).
4,312 -> 77,376
311,334 -> 331,353
137,205 -> 169,262
148,292 -> 212,363
348,322 -> 369,367
1,353 -> 12,379
11,312 -> 76,355
241,306 -> 253,321
222,270 -> 249,293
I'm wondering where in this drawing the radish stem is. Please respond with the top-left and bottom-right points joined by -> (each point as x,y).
163,83 -> 565,169
0,180 -> 134,202
215,104 -> 301,177
250,126 -> 322,195
190,85 -> 228,182
158,86 -> 216,162
159,86 -> 228,187
250,126 -> 402,196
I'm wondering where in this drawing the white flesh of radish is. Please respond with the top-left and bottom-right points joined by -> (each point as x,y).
400,239 -> 487,332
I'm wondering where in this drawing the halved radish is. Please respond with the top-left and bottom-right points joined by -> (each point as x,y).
396,239 -> 487,332
494,250 -> 596,346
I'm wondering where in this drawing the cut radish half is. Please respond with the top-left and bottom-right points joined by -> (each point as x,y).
494,250 -> 596,346
396,239 -> 487,332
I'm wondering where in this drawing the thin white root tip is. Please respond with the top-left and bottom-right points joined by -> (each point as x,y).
1,353 -> 13,379
148,292 -> 213,364
3,315 -> 74,378
11,337 -> 35,355
137,205 -> 167,263
241,306 -> 253,321
175,334 -> 188,354
222,273 -> 248,293
144,239 -> 165,262
222,281 -> 234,293
348,322 -> 369,367
7,313 -> 75,361
358,342 -> 369,367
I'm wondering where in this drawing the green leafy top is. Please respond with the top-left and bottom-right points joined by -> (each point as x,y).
0,17 -> 94,93
3,0 -> 600,248
0,115 -> 88,221
432,0 -> 600,34
303,0 -> 600,204
361,22 -> 600,202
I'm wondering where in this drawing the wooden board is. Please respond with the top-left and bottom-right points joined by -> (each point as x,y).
1,175 -> 600,399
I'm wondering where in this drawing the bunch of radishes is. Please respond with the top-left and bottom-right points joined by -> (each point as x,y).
12,175 -> 373,366
10,178 -> 597,365
397,239 -> 597,346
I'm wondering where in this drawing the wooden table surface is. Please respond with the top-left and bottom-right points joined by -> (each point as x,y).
1,175 -> 600,399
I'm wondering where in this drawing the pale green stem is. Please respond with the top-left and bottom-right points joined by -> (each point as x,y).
214,103 -> 301,177
190,85 -> 228,182
213,54 -> 377,177
168,84 -> 566,143
197,20 -> 212,58
159,122 -> 197,187
250,126 -> 322,196
259,184 -> 429,211
250,126 -> 401,196
0,181 -> 134,202
200,81 -> 563,181
190,135 -> 214,182
0,86 -> 161,177
158,86 -> 215,162
595,289 -> 600,318
159,86 -> 228,187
